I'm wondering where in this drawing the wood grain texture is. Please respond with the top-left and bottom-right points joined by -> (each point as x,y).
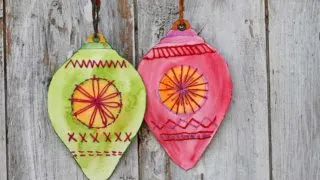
6,0 -> 137,179
0,1 -> 6,180
269,1 -> 320,180
136,1 -> 179,179
137,0 -> 270,180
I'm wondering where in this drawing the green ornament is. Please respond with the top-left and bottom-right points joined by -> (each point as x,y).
48,33 -> 146,180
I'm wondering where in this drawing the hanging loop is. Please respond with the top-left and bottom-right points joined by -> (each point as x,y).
92,0 -> 101,40
172,0 -> 190,31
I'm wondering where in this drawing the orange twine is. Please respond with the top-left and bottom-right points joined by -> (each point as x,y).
172,0 -> 190,31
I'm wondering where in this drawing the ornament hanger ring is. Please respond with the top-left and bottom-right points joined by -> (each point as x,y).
171,0 -> 190,31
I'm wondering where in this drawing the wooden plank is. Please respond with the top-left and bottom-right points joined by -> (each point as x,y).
6,0 -> 137,179
136,1 -> 179,179
269,1 -> 320,179
136,0 -> 270,179
0,0 -> 6,179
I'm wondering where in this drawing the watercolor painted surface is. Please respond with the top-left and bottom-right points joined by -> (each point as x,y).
48,34 -> 146,180
139,28 -> 232,170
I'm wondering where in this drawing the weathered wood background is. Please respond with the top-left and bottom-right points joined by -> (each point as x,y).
0,0 -> 319,179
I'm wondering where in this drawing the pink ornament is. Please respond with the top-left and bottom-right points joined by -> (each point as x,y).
138,26 -> 232,170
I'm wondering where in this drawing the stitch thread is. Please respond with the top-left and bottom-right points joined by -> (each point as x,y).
70,76 -> 123,129
65,60 -> 128,69
151,117 -> 217,130
160,131 -> 213,141
115,132 -> 122,142
68,133 -> 77,142
90,133 -> 100,143
144,43 -> 215,60
72,151 -> 123,158
159,65 -> 208,115
67,132 -> 133,143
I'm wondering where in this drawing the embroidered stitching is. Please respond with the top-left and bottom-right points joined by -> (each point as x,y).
151,117 -> 217,130
65,60 -> 128,69
159,65 -> 208,115
70,76 -> 123,129
72,151 -> 123,158
67,132 -> 133,143
144,43 -> 216,60
160,131 -> 213,141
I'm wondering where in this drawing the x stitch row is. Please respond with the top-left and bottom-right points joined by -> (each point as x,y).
68,132 -> 132,143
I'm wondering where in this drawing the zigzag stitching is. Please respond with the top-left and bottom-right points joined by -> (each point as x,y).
151,117 -> 217,130
65,60 -> 127,69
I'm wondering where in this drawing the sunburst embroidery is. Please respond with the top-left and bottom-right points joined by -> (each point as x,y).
70,76 -> 122,128
159,65 -> 208,114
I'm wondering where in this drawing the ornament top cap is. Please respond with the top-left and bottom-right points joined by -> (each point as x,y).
81,33 -> 111,49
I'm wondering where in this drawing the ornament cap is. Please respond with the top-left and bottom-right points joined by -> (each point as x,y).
82,33 -> 111,49
171,19 -> 191,31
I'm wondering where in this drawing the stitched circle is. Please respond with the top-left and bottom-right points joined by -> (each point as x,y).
70,76 -> 122,129
159,65 -> 208,115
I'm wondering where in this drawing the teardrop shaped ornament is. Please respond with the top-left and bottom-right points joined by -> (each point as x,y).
138,21 -> 232,170
48,33 -> 146,179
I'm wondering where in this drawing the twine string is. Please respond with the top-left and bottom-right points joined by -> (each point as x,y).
92,0 -> 101,39
178,0 -> 186,31
179,0 -> 184,21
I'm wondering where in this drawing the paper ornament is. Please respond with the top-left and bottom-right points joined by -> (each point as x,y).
48,33 -> 146,179
138,18 -> 232,169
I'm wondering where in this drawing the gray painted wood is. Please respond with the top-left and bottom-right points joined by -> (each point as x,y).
137,0 -> 270,180
3,0 -> 320,179
6,0 -> 137,179
136,1 -> 179,179
0,1 -> 6,180
269,1 -> 320,180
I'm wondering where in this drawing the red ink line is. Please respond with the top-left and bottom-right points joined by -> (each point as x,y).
170,93 -> 181,112
151,117 -> 217,130
70,98 -> 92,103
162,136 -> 211,141
88,106 -> 98,128
101,104 -> 117,120
73,103 -> 95,116
188,74 -> 204,87
188,89 -> 209,92
161,131 -> 214,136
160,82 -> 174,88
165,73 -> 179,88
97,81 -> 114,98
76,85 -> 94,99
182,93 -> 186,114
171,68 -> 181,87
186,82 -> 208,89
97,106 -> 107,126
101,92 -> 120,101
186,93 -> 201,108
102,102 -> 122,109
184,68 -> 198,86
68,133 -> 77,142
184,93 -> 195,113
183,66 -> 191,86
188,90 -> 208,99
65,60 -> 127,69
159,88 -> 176,92
162,92 -> 179,104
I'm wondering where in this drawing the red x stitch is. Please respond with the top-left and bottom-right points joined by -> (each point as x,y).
90,133 -> 100,143
115,132 -> 122,142
124,132 -> 132,142
103,132 -> 112,142
68,132 -> 77,142
79,133 -> 87,142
